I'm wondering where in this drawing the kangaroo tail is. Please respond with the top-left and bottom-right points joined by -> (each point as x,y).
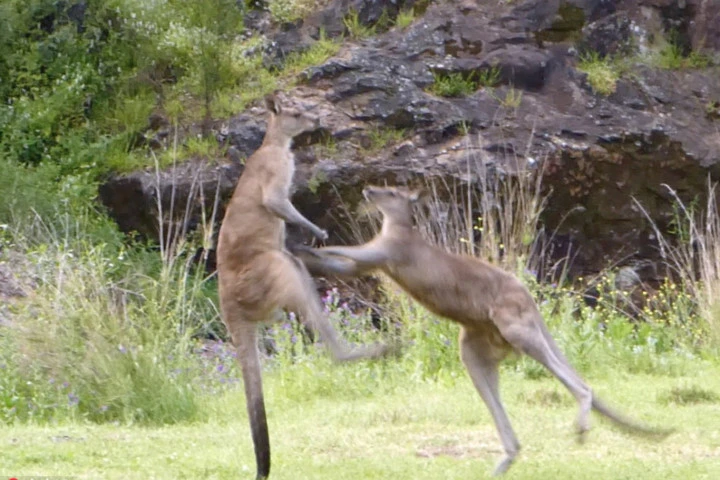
592,396 -> 675,440
537,320 -> 674,441
237,325 -> 271,479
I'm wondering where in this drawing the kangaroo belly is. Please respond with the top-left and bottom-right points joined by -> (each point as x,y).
386,266 -> 492,325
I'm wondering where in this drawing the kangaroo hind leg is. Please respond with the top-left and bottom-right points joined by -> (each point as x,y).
497,312 -> 593,442
460,328 -> 519,476
279,251 -> 390,362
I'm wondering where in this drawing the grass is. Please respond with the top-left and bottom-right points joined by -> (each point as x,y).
2,367 -> 720,479
344,9 -> 377,39
429,72 -> 478,98
493,87 -> 523,110
428,67 -> 501,98
577,52 -> 620,95
283,30 -> 341,79
362,125 -> 406,153
633,180 -> 720,349
649,32 -> 712,70
395,9 -> 415,29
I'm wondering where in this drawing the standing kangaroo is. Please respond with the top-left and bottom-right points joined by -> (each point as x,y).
216,93 -> 389,480
293,185 -> 673,476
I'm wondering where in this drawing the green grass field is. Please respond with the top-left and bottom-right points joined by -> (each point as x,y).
3,364 -> 719,480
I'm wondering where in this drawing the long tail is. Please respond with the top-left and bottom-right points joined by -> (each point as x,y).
237,325 -> 270,479
591,396 -> 675,439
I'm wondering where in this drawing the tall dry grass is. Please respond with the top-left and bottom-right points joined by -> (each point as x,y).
634,178 -> 720,349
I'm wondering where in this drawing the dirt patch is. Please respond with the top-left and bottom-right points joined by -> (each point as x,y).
414,432 -> 502,459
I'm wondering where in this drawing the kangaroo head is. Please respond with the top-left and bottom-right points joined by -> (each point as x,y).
362,185 -> 421,224
264,92 -> 319,139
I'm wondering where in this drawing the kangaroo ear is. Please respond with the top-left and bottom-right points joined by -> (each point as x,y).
264,92 -> 282,115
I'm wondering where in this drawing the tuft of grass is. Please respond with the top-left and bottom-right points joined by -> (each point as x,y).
652,38 -> 711,70
429,67 -> 500,98
284,30 -> 341,79
428,72 -> 477,98
185,135 -> 223,159
495,87 -> 523,109
577,51 -> 619,95
395,8 -> 415,29
343,9 -> 377,39
362,125 -> 406,153
316,133 -> 339,158
476,66 -> 502,88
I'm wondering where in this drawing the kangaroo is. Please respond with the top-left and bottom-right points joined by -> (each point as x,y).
216,93 -> 390,480
293,185 -> 674,477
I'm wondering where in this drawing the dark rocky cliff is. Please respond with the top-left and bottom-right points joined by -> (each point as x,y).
98,0 -> 720,284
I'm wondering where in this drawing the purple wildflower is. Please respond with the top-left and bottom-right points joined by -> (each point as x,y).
68,393 -> 80,407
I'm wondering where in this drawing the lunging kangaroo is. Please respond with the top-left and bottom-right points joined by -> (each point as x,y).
216,93 -> 390,480
294,185 -> 673,476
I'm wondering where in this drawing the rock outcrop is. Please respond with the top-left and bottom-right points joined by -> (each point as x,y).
98,0 -> 720,282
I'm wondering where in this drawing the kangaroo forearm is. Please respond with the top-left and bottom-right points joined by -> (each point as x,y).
265,197 -> 320,231
304,254 -> 366,278
290,246 -> 367,277
319,245 -> 387,266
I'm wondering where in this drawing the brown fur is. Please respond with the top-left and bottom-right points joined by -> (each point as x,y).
294,185 -> 674,477
216,94 -> 390,480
